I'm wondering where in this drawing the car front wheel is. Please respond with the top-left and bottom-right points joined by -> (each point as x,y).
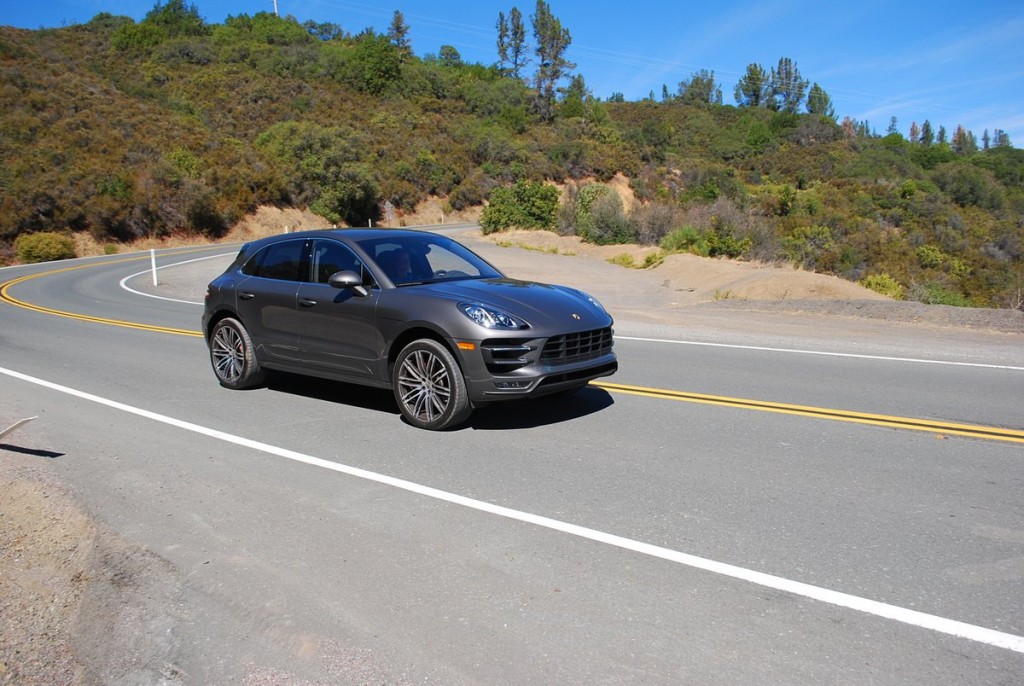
394,339 -> 471,430
209,317 -> 267,390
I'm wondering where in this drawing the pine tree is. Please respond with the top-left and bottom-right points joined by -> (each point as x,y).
387,10 -> 411,59
909,121 -> 920,143
560,74 -> 588,118
678,70 -> 721,106
952,125 -> 978,154
496,11 -> 510,72
769,57 -> 808,113
508,7 -> 528,79
920,120 -> 934,146
734,63 -> 770,107
806,83 -> 835,120
531,0 -> 574,122
887,116 -> 899,134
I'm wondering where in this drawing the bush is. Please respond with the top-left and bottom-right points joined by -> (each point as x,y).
661,226 -> 706,254
629,202 -> 677,245
782,225 -> 834,269
573,184 -> 634,245
859,273 -> 904,299
14,232 -> 76,263
931,162 -> 1004,210
907,281 -> 972,307
916,244 -> 946,269
480,181 -> 559,234
659,224 -> 750,259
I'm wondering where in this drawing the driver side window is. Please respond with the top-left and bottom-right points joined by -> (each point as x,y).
310,240 -> 366,285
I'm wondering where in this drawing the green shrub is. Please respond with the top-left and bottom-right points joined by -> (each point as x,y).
859,273 -> 904,299
782,225 -> 834,269
112,22 -> 166,54
704,230 -> 751,258
660,226 -> 708,255
480,181 -> 559,234
915,244 -> 946,269
607,253 -> 635,267
641,251 -> 665,268
14,232 -> 76,263
574,184 -> 634,245
908,281 -> 972,307
658,224 -> 750,259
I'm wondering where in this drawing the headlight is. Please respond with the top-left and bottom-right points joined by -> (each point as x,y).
458,303 -> 527,329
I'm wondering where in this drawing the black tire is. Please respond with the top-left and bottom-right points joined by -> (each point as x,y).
209,317 -> 267,390
393,339 -> 472,430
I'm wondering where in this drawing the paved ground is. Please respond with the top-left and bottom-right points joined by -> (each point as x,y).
1,232 -> 1022,684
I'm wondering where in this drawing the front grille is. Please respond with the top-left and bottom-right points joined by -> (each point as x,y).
541,327 -> 614,365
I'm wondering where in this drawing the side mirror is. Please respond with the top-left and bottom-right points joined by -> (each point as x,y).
327,270 -> 369,297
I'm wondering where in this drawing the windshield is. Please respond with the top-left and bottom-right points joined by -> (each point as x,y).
357,234 -> 504,286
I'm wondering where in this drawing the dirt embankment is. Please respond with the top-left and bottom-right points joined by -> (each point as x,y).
472,229 -> 1024,334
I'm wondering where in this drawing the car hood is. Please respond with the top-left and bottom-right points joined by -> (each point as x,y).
413,278 -> 611,330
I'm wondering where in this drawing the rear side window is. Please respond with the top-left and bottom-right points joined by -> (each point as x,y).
241,240 -> 306,281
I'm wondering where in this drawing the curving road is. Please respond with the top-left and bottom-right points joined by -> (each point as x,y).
1,231 -> 1023,684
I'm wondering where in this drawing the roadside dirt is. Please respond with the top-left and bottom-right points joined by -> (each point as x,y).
3,213 -> 1022,683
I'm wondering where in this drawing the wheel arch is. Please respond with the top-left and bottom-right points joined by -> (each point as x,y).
204,308 -> 240,342
387,326 -> 457,376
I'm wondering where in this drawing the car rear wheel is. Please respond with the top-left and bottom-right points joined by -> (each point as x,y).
209,317 -> 267,390
394,339 -> 471,430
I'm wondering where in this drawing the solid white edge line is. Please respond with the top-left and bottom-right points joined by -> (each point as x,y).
2,364 -> 1022,655
617,335 -> 1024,371
119,252 -> 235,305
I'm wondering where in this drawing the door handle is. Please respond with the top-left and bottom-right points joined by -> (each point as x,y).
239,292 -> 255,300
299,298 -> 317,307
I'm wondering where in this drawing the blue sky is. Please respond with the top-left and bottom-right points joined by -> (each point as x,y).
4,1 -> 1023,146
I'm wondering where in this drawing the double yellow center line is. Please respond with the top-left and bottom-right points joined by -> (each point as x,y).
4,258 -> 1022,444
1,256 -> 203,337
593,381 -> 1024,444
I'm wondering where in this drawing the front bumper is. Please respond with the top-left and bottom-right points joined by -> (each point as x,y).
456,327 -> 617,402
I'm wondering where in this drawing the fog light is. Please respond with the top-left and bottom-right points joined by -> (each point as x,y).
494,380 -> 530,389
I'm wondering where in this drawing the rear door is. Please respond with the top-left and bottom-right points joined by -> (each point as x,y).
235,238 -> 307,362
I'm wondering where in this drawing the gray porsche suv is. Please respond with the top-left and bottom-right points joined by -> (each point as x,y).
202,229 -> 617,430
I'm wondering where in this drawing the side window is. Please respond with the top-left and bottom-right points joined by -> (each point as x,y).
310,240 -> 365,284
240,241 -> 305,281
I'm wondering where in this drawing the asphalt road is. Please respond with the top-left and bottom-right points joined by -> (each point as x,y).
1,234 -> 1023,684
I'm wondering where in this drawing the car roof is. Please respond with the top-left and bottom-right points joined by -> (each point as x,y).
240,228 -> 440,251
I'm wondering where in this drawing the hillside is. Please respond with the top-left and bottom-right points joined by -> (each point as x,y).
1,5 -> 1022,308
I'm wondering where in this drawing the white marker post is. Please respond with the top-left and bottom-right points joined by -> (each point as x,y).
0,416 -> 37,441
150,249 -> 159,286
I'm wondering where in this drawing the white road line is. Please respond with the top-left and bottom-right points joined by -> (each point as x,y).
3,364 -> 1023,655
119,252 -> 234,305
617,335 -> 1024,371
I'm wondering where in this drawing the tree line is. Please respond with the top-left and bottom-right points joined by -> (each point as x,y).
1,0 -> 1021,308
